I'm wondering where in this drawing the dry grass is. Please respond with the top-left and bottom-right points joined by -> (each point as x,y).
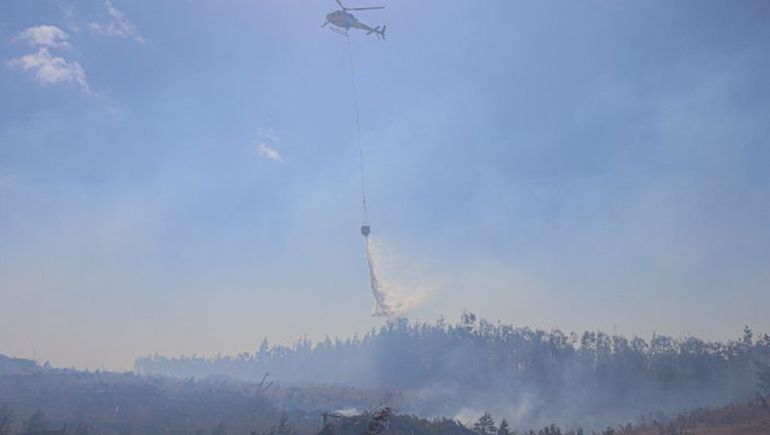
627,399 -> 770,435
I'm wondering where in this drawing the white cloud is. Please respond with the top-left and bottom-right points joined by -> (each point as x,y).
89,0 -> 145,43
7,25 -> 89,93
257,143 -> 283,162
255,128 -> 283,162
61,4 -> 82,33
257,128 -> 278,143
7,48 -> 89,93
12,25 -> 71,48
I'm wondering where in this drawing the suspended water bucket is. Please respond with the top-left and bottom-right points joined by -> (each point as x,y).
361,224 -> 370,236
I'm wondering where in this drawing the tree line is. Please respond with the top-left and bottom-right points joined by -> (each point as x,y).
137,314 -> 770,426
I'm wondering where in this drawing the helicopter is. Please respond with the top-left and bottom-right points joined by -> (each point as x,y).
322,0 -> 386,39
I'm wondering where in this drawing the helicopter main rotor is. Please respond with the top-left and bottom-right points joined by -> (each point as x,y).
335,0 -> 384,12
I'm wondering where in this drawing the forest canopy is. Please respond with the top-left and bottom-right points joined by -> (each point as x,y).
137,315 -> 770,427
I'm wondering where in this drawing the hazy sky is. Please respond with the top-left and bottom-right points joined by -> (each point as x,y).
1,1 -> 769,370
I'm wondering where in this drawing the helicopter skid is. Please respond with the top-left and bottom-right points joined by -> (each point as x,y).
328,26 -> 348,37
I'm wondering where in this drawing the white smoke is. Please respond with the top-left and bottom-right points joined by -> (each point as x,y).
364,236 -> 428,318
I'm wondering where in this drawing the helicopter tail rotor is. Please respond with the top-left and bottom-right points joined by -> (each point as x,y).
367,25 -> 386,39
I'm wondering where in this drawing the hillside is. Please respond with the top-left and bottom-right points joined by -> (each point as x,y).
137,315 -> 770,429
627,399 -> 770,435
2,357 -> 769,434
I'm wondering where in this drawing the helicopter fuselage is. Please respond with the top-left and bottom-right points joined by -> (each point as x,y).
326,10 -> 378,34
327,10 -> 360,29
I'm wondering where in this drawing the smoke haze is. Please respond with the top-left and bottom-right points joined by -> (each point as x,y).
1,9 -> 770,435
136,315 -> 770,430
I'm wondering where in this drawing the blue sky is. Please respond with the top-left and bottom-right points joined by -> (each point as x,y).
1,0 -> 769,370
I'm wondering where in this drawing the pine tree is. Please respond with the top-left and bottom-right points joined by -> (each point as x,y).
211,421 -> 226,435
474,412 -> 497,435
755,333 -> 770,393
23,410 -> 48,433
758,363 -> 770,393
498,419 -> 512,435
0,406 -> 14,435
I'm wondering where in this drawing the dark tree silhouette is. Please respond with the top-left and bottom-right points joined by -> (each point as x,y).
497,419 -> 512,435
136,315 -> 770,426
473,412 -> 496,435
211,421 -> 227,435
23,410 -> 48,433
0,406 -> 13,435
755,333 -> 770,393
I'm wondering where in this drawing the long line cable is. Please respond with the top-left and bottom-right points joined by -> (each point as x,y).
346,33 -> 393,317
346,34 -> 368,223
